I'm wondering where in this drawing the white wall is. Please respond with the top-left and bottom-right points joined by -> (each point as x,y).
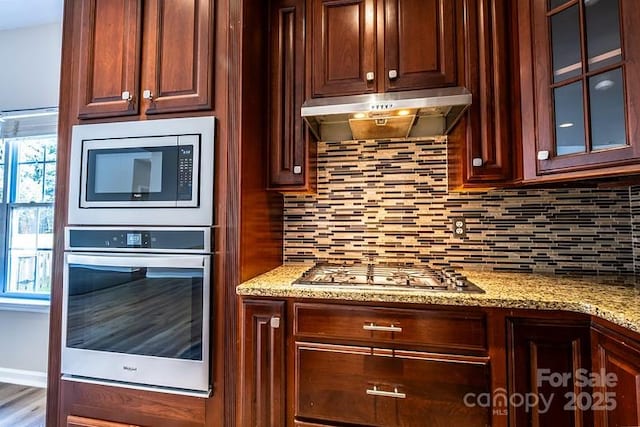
0,22 -> 62,382
0,309 -> 49,384
0,22 -> 62,111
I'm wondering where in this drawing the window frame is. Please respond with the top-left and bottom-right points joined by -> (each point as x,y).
0,129 -> 57,300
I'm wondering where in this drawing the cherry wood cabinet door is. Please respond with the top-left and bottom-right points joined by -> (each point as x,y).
67,415 -> 138,427
448,0 -> 513,189
239,300 -> 286,427
295,342 -> 490,426
508,318 -> 592,427
518,0 -> 640,180
141,0 -> 214,115
77,0 -> 142,119
383,0 -> 457,92
268,0 -> 311,190
310,0 -> 376,97
591,326 -> 640,427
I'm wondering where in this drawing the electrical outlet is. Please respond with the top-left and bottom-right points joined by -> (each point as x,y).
452,217 -> 467,238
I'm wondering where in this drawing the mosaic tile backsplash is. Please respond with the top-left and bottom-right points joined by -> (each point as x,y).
284,139 -> 634,275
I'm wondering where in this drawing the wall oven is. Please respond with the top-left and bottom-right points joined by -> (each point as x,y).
68,116 -> 215,226
61,227 -> 211,395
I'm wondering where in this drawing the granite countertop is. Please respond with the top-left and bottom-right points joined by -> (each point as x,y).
236,264 -> 640,334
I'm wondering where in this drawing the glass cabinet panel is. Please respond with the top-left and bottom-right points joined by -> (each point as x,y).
549,0 -> 570,10
589,68 -> 626,151
585,0 -> 621,71
551,5 -> 582,83
547,0 -> 628,159
554,82 -> 586,155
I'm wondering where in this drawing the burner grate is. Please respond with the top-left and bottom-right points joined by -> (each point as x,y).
294,262 -> 484,293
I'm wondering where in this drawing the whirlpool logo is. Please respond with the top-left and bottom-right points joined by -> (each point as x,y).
122,365 -> 138,372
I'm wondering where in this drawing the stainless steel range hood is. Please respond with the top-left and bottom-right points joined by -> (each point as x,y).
301,87 -> 472,141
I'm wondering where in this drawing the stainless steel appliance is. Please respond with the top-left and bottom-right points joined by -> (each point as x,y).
68,116 -> 215,226
301,87 -> 472,141
61,227 -> 212,395
294,262 -> 484,293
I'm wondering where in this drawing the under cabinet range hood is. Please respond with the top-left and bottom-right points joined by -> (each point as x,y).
301,87 -> 472,141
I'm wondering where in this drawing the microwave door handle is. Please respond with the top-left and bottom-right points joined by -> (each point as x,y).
65,254 -> 206,269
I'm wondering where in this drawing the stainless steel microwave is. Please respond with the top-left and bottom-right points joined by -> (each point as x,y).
68,117 -> 215,226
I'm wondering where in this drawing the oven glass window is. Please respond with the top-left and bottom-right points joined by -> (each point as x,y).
66,263 -> 203,360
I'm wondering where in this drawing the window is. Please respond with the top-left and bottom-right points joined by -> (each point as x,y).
0,109 -> 57,299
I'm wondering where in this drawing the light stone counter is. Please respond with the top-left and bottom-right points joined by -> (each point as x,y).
237,264 -> 640,334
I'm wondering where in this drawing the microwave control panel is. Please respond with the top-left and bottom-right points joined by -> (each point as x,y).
178,145 -> 194,201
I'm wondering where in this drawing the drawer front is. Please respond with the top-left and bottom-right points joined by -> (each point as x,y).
295,342 -> 491,427
294,303 -> 487,352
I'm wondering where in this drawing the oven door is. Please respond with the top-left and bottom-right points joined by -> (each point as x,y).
61,252 -> 210,392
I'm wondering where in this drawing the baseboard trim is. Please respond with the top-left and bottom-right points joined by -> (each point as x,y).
0,367 -> 47,388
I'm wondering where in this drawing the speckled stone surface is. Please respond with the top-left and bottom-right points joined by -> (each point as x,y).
237,264 -> 640,334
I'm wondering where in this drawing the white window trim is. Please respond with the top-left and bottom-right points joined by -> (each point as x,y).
0,296 -> 50,313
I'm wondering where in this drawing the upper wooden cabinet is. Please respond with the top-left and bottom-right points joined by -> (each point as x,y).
448,0 -> 514,189
267,0 -> 316,192
77,0 -> 214,120
309,0 -> 459,98
517,0 -> 640,181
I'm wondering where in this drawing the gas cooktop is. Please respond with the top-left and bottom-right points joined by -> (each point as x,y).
294,262 -> 485,293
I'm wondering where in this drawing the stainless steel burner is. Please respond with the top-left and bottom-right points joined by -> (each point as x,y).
294,263 -> 484,293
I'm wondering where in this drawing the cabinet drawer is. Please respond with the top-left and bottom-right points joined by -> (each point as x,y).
295,342 -> 490,426
294,303 -> 487,352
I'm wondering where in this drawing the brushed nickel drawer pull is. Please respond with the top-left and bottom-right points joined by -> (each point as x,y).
363,323 -> 402,333
366,385 -> 406,399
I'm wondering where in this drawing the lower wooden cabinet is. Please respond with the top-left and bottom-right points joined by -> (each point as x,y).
239,300 -> 286,427
507,318 -> 592,427
240,298 -> 640,426
67,415 -> 139,427
295,342 -> 490,426
591,323 -> 640,427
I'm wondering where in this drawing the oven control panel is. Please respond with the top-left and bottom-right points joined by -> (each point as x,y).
65,227 -> 210,253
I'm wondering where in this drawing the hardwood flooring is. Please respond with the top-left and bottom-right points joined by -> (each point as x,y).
0,383 -> 46,427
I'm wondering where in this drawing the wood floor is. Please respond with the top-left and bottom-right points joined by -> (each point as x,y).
0,382 -> 46,427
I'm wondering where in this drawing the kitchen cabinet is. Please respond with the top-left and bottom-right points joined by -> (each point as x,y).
448,0 -> 514,189
293,303 -> 490,426
67,415 -> 138,427
507,318 -> 592,427
239,299 -> 286,427
76,0 -> 213,120
267,0 -> 316,192
309,0 -> 459,98
591,321 -> 640,427
517,0 -> 640,182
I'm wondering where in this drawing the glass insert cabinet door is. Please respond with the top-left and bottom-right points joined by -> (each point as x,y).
531,0 -> 640,173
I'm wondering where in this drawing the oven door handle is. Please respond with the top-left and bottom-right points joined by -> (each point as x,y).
65,253 -> 206,269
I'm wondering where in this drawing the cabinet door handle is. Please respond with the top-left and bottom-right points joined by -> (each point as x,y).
472,157 -> 483,167
363,323 -> 402,333
366,72 -> 375,82
366,386 -> 406,399
142,89 -> 154,101
537,150 -> 550,160
388,69 -> 398,80
121,91 -> 133,102
270,316 -> 280,329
